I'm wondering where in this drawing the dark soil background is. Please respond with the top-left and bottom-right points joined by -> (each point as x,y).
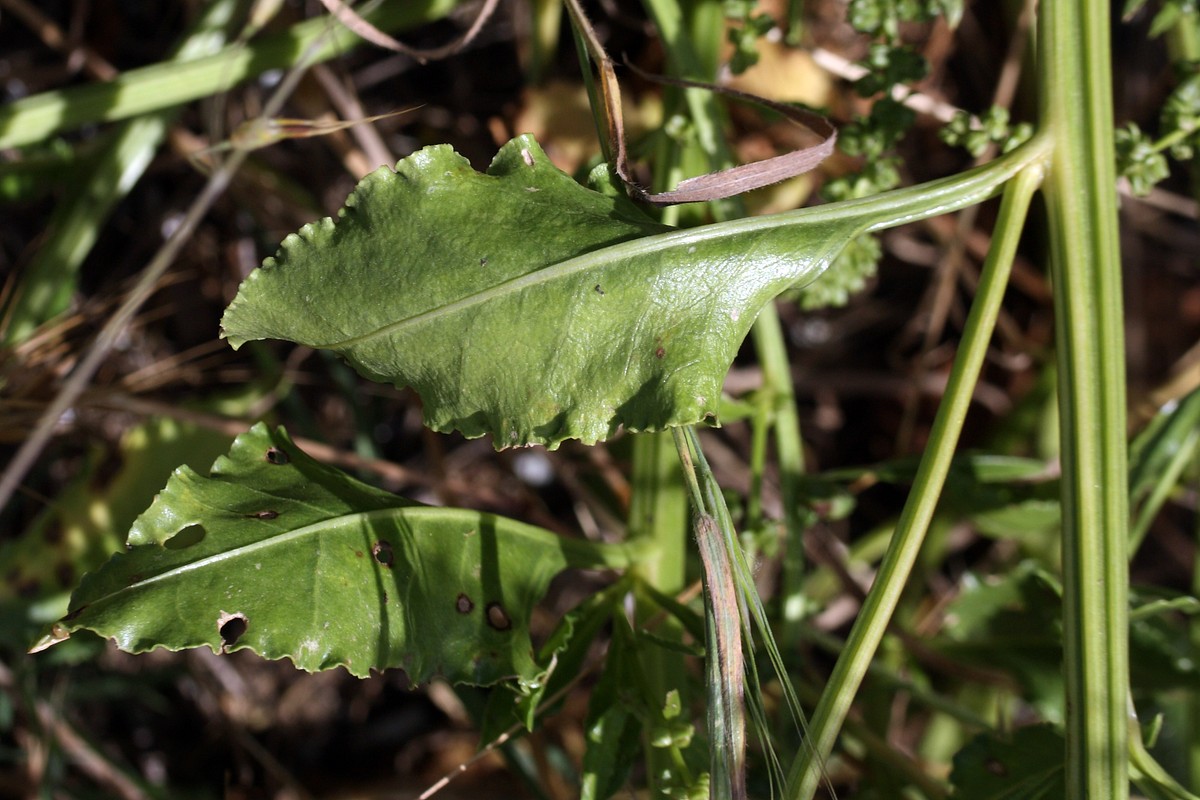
1,1 -> 1197,798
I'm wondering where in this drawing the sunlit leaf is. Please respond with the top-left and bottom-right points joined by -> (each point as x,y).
221,135 -> 859,448
59,424 -> 632,685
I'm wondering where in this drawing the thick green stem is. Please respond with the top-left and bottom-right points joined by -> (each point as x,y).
1040,1 -> 1130,796
786,163 -> 1046,799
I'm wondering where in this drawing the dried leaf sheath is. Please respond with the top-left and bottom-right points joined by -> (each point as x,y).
696,513 -> 748,800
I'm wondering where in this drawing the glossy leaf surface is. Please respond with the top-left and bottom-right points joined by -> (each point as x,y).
61,424 -> 630,684
221,135 -> 858,448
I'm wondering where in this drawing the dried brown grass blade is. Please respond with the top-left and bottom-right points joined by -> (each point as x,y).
621,64 -> 837,205
316,0 -> 500,64
563,0 -> 836,207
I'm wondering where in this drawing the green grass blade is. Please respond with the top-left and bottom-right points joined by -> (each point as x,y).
786,162 -> 1046,799
2,0 -> 240,344
0,0 -> 457,150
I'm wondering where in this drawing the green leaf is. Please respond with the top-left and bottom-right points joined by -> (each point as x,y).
950,724 -> 1066,799
1162,70 -> 1200,160
581,615 -> 645,800
221,136 -> 857,449
1116,122 -> 1170,195
59,424 -> 633,685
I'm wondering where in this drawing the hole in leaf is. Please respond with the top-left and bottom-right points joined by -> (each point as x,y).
165,524 -> 206,550
265,447 -> 289,465
486,602 -> 511,631
372,540 -> 394,567
456,594 -> 474,614
218,612 -> 248,651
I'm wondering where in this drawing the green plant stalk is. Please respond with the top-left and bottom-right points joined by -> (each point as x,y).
628,432 -> 689,798
629,433 -> 688,593
750,303 -> 810,646
0,0 -> 458,150
1130,727 -> 1200,800
639,0 -> 744,224
786,162 -> 1046,799
3,0 -> 240,345
745,388 -> 770,533
526,0 -> 563,83
644,0 -> 811,644
1040,0 -> 1130,796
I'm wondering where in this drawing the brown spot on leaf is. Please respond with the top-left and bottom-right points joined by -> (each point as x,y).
265,447 -> 289,465
985,758 -> 1007,777
655,346 -> 666,359
218,612 -> 248,651
480,257 -> 488,267
247,510 -> 279,520
485,602 -> 511,631
456,594 -> 474,614
372,540 -> 394,567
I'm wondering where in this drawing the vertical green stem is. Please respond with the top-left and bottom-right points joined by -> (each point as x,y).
750,303 -> 810,646
1040,1 -> 1130,797
629,432 -> 688,592
628,431 -> 689,797
786,163 -> 1045,799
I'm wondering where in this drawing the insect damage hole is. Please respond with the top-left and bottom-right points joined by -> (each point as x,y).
164,524 -> 205,550
371,540 -> 394,567
456,593 -> 474,614
217,612 -> 248,651
485,602 -> 511,631
264,446 -> 289,465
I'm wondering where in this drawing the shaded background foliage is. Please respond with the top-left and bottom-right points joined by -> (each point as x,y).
0,0 -> 1197,798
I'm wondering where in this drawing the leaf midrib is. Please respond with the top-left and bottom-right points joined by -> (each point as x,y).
299,139 -> 1047,351
79,506 -> 633,610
